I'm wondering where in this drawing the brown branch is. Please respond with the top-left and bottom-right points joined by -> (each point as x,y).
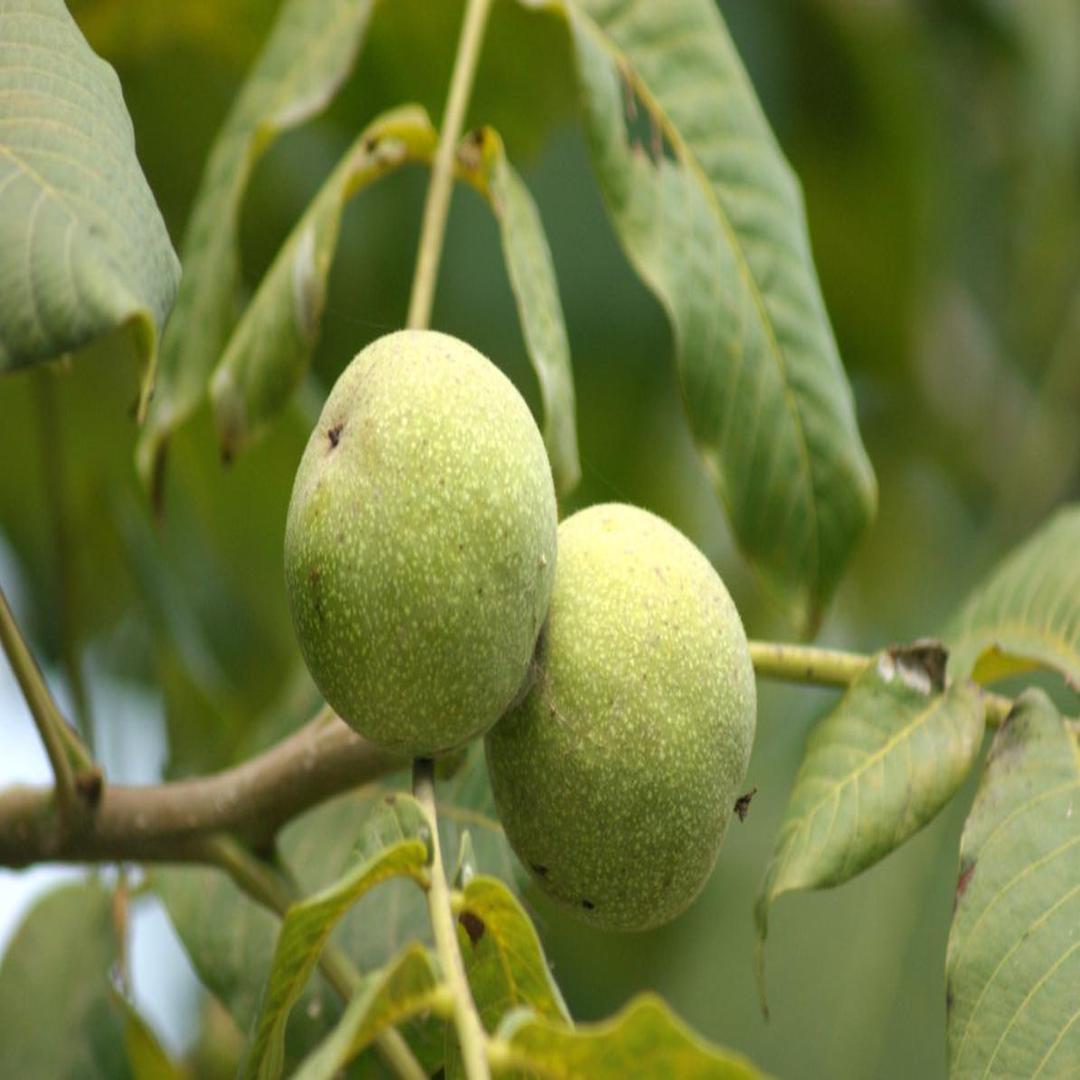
0,712 -> 402,868
0,641 -> 1018,872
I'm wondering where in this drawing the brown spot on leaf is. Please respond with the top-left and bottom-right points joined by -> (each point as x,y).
327,423 -> 343,449
530,862 -> 548,878
734,787 -> 758,822
459,910 -> 485,946
955,860 -> 976,908
581,898 -> 595,911
880,640 -> 948,694
384,794 -> 397,806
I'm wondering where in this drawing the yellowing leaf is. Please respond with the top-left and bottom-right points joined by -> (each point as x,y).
492,995 -> 768,1079
947,504 -> 1080,689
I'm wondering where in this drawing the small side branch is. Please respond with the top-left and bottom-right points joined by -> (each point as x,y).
0,583 -> 81,820
413,757 -> 491,1080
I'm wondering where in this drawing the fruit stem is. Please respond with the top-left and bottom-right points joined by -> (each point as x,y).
413,757 -> 492,1080
748,639 -> 1013,726
406,0 -> 493,331
202,835 -> 427,1080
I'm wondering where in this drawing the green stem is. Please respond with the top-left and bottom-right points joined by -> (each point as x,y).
201,836 -> 426,1080
748,639 -> 1014,727
34,369 -> 93,748
748,640 -> 868,689
406,0 -> 492,330
413,757 -> 491,1080
0,582 -> 80,819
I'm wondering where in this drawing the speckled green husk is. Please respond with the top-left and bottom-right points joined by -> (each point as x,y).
284,330 -> 557,756
485,503 -> 756,931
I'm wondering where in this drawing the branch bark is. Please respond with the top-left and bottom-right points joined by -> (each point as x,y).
0,711 -> 401,867
0,642 -> 1015,871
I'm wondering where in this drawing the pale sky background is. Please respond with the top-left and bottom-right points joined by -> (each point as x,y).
0,544 -> 201,1055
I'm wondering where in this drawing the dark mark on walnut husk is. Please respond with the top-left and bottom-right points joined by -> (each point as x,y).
734,787 -> 758,822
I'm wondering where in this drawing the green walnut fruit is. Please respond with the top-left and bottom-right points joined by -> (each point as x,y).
284,329 -> 557,756
485,503 -> 756,931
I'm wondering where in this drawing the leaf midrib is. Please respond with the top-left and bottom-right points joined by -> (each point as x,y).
566,0 -> 824,591
774,689 -> 969,892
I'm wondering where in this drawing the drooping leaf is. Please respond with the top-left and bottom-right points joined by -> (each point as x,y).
456,874 -> 569,1037
946,690 -> 1080,1078
209,116 -> 582,496
946,504 -> 1080,688
0,880 -> 130,1078
291,945 -> 446,1080
136,0 -> 374,495
288,743 -> 520,976
756,643 -> 985,984
209,105 -> 439,460
242,794 -> 431,1080
0,0 -> 179,416
457,127 -> 580,497
157,745 -> 514,1070
154,861 -> 333,1072
108,976 -> 185,1080
527,0 -> 876,627
492,995 -> 768,1079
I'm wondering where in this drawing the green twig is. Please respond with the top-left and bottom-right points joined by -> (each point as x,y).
0,582 -> 81,819
201,835 -> 426,1080
748,639 -> 1014,727
413,757 -> 491,1080
406,0 -> 493,330
748,640 -> 869,689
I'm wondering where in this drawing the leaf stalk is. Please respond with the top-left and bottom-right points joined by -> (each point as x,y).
406,0 -> 493,330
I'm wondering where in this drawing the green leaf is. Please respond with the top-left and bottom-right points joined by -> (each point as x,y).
156,744 -> 515,1066
136,0 -> 374,494
242,794 -> 432,1080
289,743 -> 520,975
0,0 -> 179,416
456,874 -> 569,1036
756,643 -> 985,983
154,862 -> 332,1071
459,127 -> 580,497
946,504 -> 1080,688
209,104 -> 439,460
0,880 -> 130,1078
291,944 -> 446,1080
108,977 -> 185,1080
492,994 -> 768,1079
946,690 -> 1080,1078
529,0 -> 876,626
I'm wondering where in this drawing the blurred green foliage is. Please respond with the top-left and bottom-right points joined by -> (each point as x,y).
2,0 -> 1078,1077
